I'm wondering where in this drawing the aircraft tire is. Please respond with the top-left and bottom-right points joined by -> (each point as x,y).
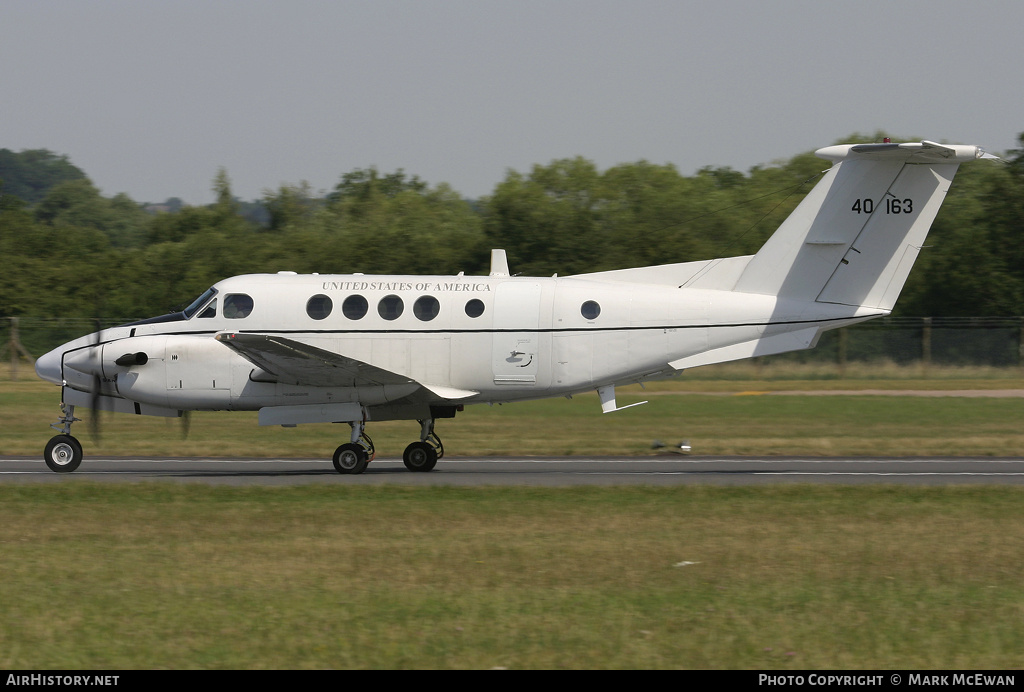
44,434 -> 83,473
403,441 -> 438,472
333,443 -> 368,475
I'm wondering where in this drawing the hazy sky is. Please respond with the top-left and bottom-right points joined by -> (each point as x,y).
4,0 -> 1021,205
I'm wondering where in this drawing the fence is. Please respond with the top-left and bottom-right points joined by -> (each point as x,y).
3,315 -> 1023,380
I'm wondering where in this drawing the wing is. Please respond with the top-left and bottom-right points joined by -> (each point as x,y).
214,332 -> 477,399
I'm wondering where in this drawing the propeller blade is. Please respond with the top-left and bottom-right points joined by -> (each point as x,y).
180,410 -> 191,440
89,319 -> 104,443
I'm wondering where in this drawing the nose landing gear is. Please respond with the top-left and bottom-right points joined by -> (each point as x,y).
44,403 -> 83,473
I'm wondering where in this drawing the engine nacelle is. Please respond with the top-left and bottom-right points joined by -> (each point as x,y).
111,335 -> 233,410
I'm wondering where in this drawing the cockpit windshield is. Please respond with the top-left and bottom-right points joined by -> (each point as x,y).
183,287 -> 218,319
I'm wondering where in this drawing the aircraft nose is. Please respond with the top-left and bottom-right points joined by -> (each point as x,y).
35,347 -> 64,384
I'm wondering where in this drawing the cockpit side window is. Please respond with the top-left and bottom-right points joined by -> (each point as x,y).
198,299 -> 217,319
183,287 -> 218,319
224,294 -> 254,319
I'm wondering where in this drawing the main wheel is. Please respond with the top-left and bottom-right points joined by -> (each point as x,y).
333,443 -> 368,475
44,435 -> 83,473
403,441 -> 438,472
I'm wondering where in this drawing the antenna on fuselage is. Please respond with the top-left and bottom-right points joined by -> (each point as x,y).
489,249 -> 510,277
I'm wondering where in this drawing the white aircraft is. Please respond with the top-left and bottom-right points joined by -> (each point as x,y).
35,140 -> 993,473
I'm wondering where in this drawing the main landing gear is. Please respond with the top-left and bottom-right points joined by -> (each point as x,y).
402,419 -> 443,472
44,403 -> 84,473
333,421 -> 376,474
331,418 -> 444,475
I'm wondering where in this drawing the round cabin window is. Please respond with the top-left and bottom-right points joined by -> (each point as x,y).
378,294 -> 404,321
342,295 -> 368,320
306,294 -> 333,320
465,298 -> 485,318
581,300 -> 601,320
414,295 -> 440,321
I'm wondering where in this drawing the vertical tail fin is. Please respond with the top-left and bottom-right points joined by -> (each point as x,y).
734,141 -> 986,311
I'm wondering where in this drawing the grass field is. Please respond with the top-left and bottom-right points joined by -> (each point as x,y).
3,364 -> 1024,458
1,483 -> 1022,669
2,365 -> 1023,669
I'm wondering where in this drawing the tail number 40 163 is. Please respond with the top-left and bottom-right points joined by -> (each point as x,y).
851,198 -> 914,214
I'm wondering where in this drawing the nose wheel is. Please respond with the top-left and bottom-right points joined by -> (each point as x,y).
44,403 -> 84,473
45,434 -> 83,473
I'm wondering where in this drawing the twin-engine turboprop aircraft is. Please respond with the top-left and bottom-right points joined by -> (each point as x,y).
35,140 -> 993,473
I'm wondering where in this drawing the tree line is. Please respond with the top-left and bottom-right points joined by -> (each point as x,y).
1,132 -> 1021,324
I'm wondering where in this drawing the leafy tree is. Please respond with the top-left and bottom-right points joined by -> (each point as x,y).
1,136 -> 1021,324
34,180 -> 150,248
262,181 -> 320,232
318,176 -> 484,276
328,168 -> 427,206
0,149 -> 87,204
482,157 -> 613,275
212,168 -> 235,212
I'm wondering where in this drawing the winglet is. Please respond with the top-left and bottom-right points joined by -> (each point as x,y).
597,385 -> 648,413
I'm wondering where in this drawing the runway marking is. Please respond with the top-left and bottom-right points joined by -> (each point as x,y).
576,471 -> 1024,476
4,456 -> 1024,463
5,468 -> 1024,477
431,459 -> 1024,464
4,458 -> 1024,465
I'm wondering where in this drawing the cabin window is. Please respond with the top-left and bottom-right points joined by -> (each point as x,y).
378,294 -> 404,321
465,298 -> 485,318
413,296 -> 440,321
306,294 -> 333,320
581,300 -> 601,320
198,299 -> 217,319
342,295 -> 368,320
224,294 -> 254,319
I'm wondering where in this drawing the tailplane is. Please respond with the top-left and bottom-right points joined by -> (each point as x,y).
733,141 -> 989,311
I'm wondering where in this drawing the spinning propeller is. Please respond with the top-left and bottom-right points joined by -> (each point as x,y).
88,318 -> 104,442
77,317 -> 191,442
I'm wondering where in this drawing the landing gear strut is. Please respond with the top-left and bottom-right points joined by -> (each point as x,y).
333,421 -> 375,475
44,403 -> 83,473
332,417 -> 444,475
403,419 -> 443,472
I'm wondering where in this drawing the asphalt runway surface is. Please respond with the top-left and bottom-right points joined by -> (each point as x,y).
3,456 -> 1024,485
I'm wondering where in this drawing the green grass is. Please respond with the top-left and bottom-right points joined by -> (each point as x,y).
4,367 -> 1023,457
4,366 -> 1023,669
1,483 -> 1022,669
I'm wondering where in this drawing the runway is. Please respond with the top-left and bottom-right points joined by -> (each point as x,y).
3,456 -> 1024,485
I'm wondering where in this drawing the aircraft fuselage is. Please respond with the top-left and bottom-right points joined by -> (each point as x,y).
37,270 -> 876,423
